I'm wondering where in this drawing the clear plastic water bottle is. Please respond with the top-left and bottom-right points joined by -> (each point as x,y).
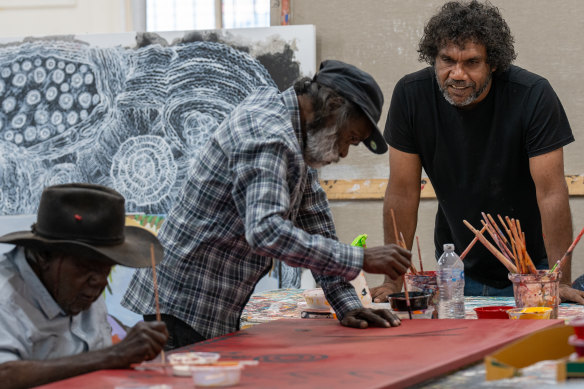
437,243 -> 465,319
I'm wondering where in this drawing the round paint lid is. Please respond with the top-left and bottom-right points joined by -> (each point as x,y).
569,334 -> 584,347
569,317 -> 584,327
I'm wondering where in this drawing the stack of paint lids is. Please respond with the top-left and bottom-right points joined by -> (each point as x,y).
299,288 -> 336,319
568,317 -> 584,358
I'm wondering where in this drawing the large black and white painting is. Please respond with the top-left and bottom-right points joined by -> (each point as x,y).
0,25 -> 315,216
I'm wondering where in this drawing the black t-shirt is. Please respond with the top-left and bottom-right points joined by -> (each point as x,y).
384,65 -> 574,288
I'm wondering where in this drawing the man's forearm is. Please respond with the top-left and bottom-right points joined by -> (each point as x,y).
0,348 -> 121,389
539,192 -> 573,284
383,187 -> 419,249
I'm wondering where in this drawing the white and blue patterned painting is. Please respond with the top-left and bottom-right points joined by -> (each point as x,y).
0,26 -> 316,216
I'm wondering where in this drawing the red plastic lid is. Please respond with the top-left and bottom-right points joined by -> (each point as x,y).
474,306 -> 514,312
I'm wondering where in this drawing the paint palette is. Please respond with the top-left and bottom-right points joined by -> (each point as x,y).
190,363 -> 243,387
167,352 -> 221,376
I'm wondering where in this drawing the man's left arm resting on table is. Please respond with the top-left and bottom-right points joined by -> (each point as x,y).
294,167 -> 362,318
530,148 -> 584,303
295,169 -> 400,328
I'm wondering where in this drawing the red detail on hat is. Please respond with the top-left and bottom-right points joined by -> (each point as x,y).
74,214 -> 82,221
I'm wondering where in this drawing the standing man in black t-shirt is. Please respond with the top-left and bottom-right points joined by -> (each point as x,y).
371,0 -> 584,304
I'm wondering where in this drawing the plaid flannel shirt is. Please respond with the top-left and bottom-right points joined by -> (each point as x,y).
122,86 -> 363,339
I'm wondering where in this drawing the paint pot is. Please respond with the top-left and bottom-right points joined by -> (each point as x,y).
506,307 -> 552,320
302,288 -> 331,310
191,364 -> 243,387
569,317 -> 584,339
167,352 -> 220,376
387,291 -> 431,311
474,306 -> 514,319
404,271 -> 439,309
508,270 -> 560,319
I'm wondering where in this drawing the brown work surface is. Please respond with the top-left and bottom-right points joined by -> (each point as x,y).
36,318 -> 561,389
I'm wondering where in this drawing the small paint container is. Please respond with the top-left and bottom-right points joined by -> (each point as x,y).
167,352 -> 220,376
387,291 -> 431,311
191,364 -> 243,387
507,307 -> 552,320
569,335 -> 584,357
474,306 -> 514,319
569,317 -> 584,339
302,288 -> 331,310
404,271 -> 439,308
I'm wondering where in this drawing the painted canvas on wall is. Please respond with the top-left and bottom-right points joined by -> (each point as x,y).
0,26 -> 316,292
0,25 -> 316,215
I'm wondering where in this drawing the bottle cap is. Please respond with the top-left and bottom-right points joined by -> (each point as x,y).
443,243 -> 455,252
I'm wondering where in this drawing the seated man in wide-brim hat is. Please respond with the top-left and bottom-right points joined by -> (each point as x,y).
0,183 -> 168,389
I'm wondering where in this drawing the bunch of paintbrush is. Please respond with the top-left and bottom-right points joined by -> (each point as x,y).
463,213 -> 540,274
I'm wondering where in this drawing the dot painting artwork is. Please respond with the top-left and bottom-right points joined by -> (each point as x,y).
0,26 -> 316,215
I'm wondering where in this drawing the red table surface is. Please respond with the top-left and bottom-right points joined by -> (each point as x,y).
36,318 -> 561,389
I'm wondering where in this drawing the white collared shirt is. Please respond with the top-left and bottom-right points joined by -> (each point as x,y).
0,247 -> 112,362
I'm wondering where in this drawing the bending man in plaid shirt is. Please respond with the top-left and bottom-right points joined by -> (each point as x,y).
122,60 -> 412,349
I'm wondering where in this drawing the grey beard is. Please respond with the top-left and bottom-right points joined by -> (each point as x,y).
437,72 -> 492,107
303,125 -> 339,169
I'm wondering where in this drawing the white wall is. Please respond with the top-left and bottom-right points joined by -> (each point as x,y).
0,0 -> 131,37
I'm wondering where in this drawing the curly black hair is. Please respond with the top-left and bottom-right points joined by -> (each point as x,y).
418,0 -> 517,73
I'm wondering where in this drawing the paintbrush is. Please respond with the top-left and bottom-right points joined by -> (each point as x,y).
550,225 -> 584,273
150,243 -> 165,363
400,231 -> 417,274
463,220 -> 518,273
481,220 -> 515,263
497,214 -> 521,271
505,217 -> 537,274
482,213 -> 513,257
460,224 -> 487,260
391,209 -> 413,319
390,208 -> 400,246
416,236 -> 424,273
402,275 -> 413,319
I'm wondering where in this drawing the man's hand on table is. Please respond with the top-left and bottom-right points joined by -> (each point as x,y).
340,308 -> 401,329
560,283 -> 584,304
108,321 -> 169,367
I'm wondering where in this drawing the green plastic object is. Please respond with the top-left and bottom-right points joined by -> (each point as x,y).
351,234 -> 368,248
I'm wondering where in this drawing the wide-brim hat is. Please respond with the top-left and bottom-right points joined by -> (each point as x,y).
0,183 -> 163,268
313,59 -> 388,154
